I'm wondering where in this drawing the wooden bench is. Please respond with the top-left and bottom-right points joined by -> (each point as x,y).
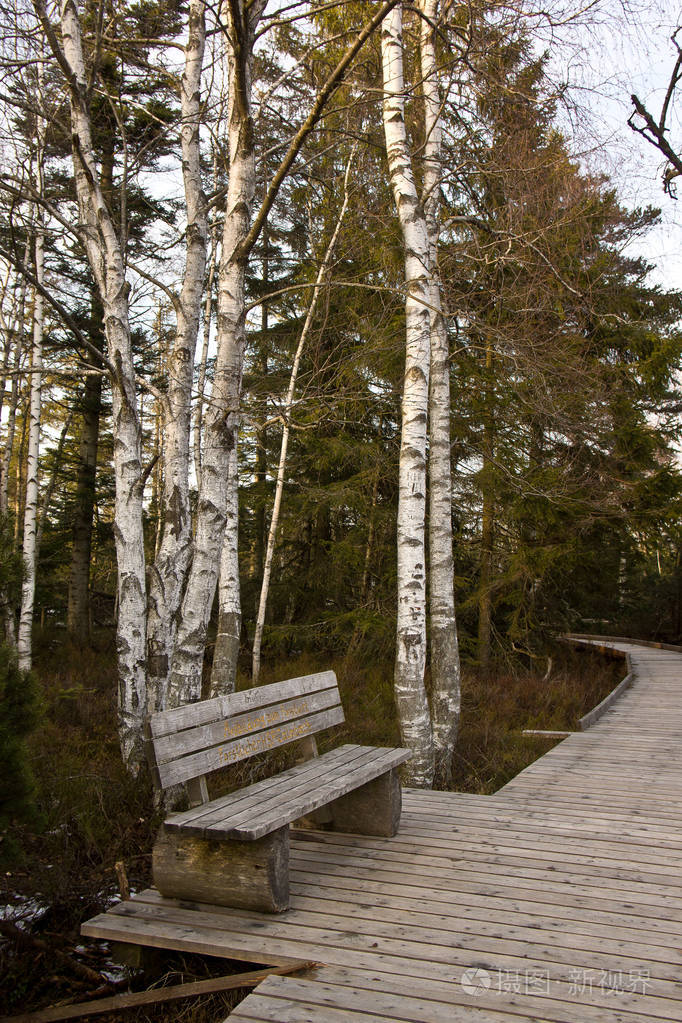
146,671 -> 410,913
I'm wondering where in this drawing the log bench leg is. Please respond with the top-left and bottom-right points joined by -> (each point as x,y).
152,826 -> 290,913
326,767 -> 402,837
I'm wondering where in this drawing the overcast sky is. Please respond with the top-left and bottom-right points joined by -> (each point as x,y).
546,0 -> 682,289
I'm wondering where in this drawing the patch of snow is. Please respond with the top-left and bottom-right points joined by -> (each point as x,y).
0,894 -> 49,926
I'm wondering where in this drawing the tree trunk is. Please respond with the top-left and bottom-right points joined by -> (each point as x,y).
172,0 -> 266,706
382,2 -> 434,788
477,341 -> 495,674
193,219 -> 218,495
254,223 -> 269,586
16,229 -> 43,672
210,444 -> 241,697
55,0 -> 147,769
176,0 -> 398,701
420,0 -> 460,786
147,0 -> 208,713
0,248 -> 28,646
66,107 -> 115,650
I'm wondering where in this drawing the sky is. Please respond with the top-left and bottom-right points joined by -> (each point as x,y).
546,0 -> 682,289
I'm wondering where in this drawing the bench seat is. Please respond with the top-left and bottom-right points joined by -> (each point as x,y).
146,671 -> 412,911
164,744 -> 410,840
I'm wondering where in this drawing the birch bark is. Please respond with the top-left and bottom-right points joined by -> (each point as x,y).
420,0 -> 460,785
193,215 -> 218,495
209,441 -> 240,697
147,0 -> 207,712
170,0 -> 267,706
17,57 -> 46,671
185,0 -> 399,699
49,0 -> 147,769
16,234 -> 42,672
382,2 -> 434,787
250,150 -> 355,684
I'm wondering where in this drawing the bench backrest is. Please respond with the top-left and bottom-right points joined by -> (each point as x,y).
146,671 -> 344,792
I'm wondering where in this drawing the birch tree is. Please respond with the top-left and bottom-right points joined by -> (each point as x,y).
33,0 -> 208,756
15,0 -> 399,766
145,0 -> 208,713
39,0 -> 148,766
200,0 -> 402,698
420,0 -> 460,784
16,64 -> 45,673
382,1 -> 435,786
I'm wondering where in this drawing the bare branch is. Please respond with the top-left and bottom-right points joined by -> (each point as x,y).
0,241 -> 115,374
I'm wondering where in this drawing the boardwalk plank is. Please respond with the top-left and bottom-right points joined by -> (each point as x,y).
81,638 -> 682,1022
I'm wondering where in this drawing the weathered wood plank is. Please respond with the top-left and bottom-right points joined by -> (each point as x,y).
286,856 -> 682,918
228,975 -> 558,1023
300,819 -> 682,871
82,902 -> 682,1017
289,833 -> 682,890
233,749 -> 409,840
153,687 -> 342,767
167,744 -> 357,830
117,889 -> 679,968
157,705 -> 346,789
149,671 -> 339,737
82,640 -> 682,1023
231,748 -> 408,829
228,972 -> 659,1023
0,965 -> 318,1023
289,845 -> 682,904
96,898 -> 682,991
165,747 -> 410,840
136,884 -> 682,943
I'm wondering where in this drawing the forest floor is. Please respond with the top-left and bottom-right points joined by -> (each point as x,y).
0,636 -> 624,1022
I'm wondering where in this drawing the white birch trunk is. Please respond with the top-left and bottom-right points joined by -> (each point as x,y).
170,0 -> 267,706
193,224 -> 217,495
16,235 -> 43,672
420,0 -> 460,785
58,0 -> 147,769
250,150 -> 355,684
382,3 -> 434,787
209,442 -> 240,697
146,0 -> 207,713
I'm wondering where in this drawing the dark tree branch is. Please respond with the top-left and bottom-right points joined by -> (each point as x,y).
237,0 -> 401,262
0,242 -> 115,374
629,30 -> 682,197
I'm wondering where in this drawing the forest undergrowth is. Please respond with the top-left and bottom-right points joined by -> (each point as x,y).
0,636 -> 623,1021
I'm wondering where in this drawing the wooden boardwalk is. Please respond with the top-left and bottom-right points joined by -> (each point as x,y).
83,639 -> 682,1021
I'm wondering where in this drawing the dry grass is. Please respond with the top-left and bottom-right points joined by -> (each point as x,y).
450,648 -> 624,793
